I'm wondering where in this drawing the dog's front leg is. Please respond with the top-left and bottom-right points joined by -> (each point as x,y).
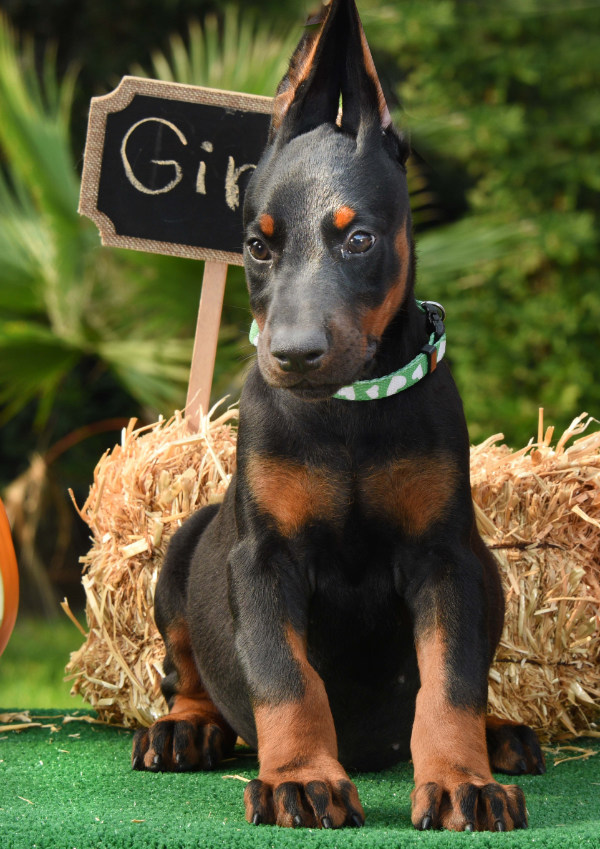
228,540 -> 364,829
407,548 -> 528,832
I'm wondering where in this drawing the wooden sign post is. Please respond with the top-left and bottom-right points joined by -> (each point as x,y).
79,76 -> 272,429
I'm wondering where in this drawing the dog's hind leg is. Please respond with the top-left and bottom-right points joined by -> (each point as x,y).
131,617 -> 237,772
132,505 -> 237,772
472,531 -> 545,777
486,716 -> 545,776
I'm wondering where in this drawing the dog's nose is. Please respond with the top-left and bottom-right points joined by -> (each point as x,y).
270,328 -> 328,374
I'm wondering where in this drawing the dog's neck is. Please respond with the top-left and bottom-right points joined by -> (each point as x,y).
369,296 -> 429,382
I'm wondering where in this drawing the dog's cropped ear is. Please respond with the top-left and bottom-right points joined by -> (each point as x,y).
269,0 -> 397,146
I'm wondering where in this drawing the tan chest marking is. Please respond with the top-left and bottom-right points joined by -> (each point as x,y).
247,454 -> 348,537
359,454 -> 458,537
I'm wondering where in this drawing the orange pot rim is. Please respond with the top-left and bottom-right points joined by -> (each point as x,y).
0,498 -> 19,656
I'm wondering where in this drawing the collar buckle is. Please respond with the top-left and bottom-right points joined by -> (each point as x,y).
421,301 -> 446,339
420,301 -> 445,373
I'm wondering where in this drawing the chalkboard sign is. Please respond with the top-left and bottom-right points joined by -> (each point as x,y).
79,76 -> 273,265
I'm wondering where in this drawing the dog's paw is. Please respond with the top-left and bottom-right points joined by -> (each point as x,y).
411,776 -> 528,832
244,776 -> 364,829
486,717 -> 546,775
131,715 -> 229,772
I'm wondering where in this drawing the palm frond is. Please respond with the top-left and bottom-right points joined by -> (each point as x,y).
0,16 -> 79,223
0,13 -> 95,346
0,323 -> 79,423
0,169 -> 51,313
132,6 -> 298,96
98,339 -> 193,413
417,215 -> 538,288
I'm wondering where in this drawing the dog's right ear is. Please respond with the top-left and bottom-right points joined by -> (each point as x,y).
268,0 -> 394,146
267,3 -> 336,145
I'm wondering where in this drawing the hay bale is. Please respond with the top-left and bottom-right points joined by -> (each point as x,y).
472,413 -> 600,740
65,408 -> 237,727
65,410 -> 599,740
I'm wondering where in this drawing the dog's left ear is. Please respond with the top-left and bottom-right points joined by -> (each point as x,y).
269,0 -> 408,164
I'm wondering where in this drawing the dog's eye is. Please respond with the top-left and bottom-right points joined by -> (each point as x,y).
247,239 -> 272,262
345,232 -> 375,255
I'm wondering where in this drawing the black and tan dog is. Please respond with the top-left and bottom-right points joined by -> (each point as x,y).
132,0 -> 545,831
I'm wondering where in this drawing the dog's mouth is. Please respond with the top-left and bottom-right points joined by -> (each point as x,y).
285,380 -> 341,401
257,334 -> 376,399
278,367 -> 373,400
262,358 -> 378,400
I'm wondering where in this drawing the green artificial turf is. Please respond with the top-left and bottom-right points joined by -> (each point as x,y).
0,711 -> 599,849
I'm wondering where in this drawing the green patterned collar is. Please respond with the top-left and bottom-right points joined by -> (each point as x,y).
249,300 -> 446,401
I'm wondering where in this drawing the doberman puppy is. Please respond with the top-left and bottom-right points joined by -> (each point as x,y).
132,0 -> 545,831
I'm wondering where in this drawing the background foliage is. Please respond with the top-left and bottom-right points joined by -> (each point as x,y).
0,0 -> 598,611
360,0 -> 600,440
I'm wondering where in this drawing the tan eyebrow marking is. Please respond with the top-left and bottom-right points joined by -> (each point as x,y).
259,214 -> 275,238
333,206 -> 356,230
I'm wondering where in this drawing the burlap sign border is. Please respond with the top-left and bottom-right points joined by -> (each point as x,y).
78,76 -> 273,266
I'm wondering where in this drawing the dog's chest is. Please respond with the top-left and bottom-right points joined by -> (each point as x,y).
247,452 -> 457,539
